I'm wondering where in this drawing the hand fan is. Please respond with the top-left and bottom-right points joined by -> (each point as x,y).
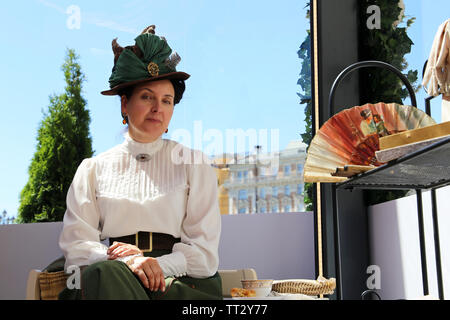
303,102 -> 436,183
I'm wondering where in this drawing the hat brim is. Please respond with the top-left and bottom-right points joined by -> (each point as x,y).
101,71 -> 190,96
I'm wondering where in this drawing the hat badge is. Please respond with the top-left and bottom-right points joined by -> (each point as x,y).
147,62 -> 159,77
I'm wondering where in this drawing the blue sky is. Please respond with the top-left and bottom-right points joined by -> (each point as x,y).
0,0 -> 309,219
0,0 -> 448,220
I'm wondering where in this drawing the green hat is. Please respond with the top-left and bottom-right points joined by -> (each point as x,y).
101,25 -> 190,96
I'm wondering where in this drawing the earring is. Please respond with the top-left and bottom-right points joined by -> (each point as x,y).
165,128 -> 168,133
122,114 -> 128,125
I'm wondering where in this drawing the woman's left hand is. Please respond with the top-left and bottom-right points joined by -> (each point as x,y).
107,241 -> 142,260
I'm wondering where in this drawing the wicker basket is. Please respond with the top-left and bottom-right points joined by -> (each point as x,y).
39,271 -> 69,300
271,276 -> 336,296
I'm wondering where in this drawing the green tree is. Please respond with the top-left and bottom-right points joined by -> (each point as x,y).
359,0 -> 418,205
297,5 -> 314,211
359,0 -> 419,104
17,49 -> 93,223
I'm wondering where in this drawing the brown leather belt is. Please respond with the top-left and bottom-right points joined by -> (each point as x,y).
109,232 -> 181,253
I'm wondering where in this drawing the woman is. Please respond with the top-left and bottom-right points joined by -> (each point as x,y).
58,25 -> 222,300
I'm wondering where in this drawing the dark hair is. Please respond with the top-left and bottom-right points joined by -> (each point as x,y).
360,109 -> 372,119
117,79 -> 185,105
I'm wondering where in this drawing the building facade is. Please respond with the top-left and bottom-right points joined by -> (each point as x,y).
218,140 -> 307,214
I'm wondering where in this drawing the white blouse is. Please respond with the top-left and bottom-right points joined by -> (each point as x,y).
59,133 -> 221,279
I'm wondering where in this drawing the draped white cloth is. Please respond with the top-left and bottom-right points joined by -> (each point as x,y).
423,19 -> 450,97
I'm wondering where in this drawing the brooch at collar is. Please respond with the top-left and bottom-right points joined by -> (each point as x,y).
136,153 -> 151,162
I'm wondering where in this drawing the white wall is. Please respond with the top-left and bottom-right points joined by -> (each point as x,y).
368,186 -> 450,300
219,212 -> 315,280
0,222 -> 64,300
0,212 -> 315,300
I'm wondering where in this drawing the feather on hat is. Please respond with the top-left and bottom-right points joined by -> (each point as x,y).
101,25 -> 190,96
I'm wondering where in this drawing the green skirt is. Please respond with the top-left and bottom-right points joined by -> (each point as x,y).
57,250 -> 223,300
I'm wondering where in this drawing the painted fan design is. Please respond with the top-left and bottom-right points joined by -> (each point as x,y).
304,103 -> 436,183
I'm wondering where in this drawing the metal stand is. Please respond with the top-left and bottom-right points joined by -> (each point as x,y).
422,60 -> 444,300
335,137 -> 450,299
415,189 -> 429,296
431,189 -> 444,299
331,184 -> 343,300
327,60 -> 446,299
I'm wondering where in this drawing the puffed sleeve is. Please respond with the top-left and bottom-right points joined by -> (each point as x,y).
156,151 -> 221,279
59,158 -> 108,271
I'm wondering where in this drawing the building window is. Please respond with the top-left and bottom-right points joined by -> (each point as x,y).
271,166 -> 278,176
284,165 -> 290,176
272,186 -> 278,196
237,171 -> 242,179
284,205 -> 291,212
260,207 -> 266,213
238,189 -> 247,200
284,185 -> 290,195
297,184 -> 303,195
297,164 -> 303,174
238,207 -> 246,214
243,171 -> 248,179
258,166 -> 265,176
259,188 -> 265,199
272,206 -> 278,213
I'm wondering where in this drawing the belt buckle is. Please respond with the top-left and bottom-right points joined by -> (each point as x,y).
136,232 -> 153,253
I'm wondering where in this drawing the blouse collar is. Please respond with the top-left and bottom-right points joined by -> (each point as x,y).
122,132 -> 164,161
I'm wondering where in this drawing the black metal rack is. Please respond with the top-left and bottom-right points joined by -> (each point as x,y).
328,61 -> 447,300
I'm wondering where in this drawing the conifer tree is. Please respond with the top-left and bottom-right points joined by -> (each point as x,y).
17,49 -> 93,223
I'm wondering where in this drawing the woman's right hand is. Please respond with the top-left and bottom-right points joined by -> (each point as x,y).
107,241 -> 142,260
126,256 -> 165,292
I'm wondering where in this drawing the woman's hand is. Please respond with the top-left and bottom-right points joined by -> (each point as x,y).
107,241 -> 142,260
126,256 -> 166,292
